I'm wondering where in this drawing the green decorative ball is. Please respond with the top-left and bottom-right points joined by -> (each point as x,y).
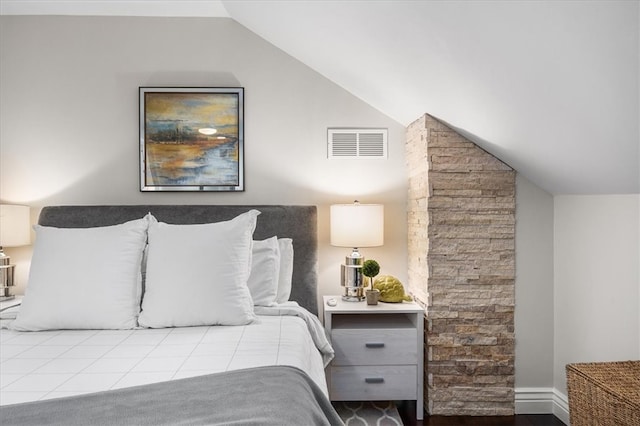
362,259 -> 380,278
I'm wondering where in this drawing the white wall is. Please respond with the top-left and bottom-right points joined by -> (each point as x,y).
0,16 -> 408,303
554,194 -> 640,396
515,174 -> 555,389
515,188 -> 640,420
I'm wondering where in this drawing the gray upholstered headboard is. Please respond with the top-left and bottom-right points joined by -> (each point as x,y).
38,205 -> 318,315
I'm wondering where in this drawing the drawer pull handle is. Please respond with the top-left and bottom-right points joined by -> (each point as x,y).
365,342 -> 385,348
365,377 -> 385,384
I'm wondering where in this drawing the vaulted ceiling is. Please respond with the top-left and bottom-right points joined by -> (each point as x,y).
2,0 -> 638,194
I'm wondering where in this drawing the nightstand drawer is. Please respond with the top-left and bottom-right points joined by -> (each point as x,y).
329,365 -> 417,400
332,328 -> 417,365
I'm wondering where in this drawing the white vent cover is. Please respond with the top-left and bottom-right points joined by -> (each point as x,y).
328,128 -> 388,159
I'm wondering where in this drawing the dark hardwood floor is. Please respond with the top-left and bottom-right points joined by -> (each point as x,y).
396,402 -> 566,426
409,415 -> 565,426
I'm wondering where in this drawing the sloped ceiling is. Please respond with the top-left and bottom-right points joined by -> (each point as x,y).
2,0 -> 638,194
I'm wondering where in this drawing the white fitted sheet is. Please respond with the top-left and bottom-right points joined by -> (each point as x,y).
0,308 -> 332,406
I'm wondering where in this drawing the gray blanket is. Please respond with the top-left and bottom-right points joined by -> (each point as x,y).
0,366 -> 344,426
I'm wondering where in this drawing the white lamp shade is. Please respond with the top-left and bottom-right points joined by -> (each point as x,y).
330,203 -> 384,248
0,204 -> 31,247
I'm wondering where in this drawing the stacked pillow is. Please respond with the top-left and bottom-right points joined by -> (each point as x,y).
247,236 -> 294,306
10,210 -> 295,331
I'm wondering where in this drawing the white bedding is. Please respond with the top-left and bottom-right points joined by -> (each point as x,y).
0,303 -> 333,406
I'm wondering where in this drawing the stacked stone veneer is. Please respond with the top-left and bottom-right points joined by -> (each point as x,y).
407,114 -> 516,416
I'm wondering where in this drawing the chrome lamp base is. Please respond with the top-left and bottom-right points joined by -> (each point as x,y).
340,252 -> 365,302
342,287 -> 365,302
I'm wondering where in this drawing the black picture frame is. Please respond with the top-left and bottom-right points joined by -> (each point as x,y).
139,87 -> 244,192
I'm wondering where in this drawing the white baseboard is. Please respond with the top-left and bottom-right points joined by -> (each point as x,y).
515,387 -> 570,425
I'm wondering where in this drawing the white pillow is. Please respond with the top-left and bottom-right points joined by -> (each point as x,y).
275,238 -> 294,303
247,237 -> 280,306
138,210 -> 259,328
10,216 -> 149,331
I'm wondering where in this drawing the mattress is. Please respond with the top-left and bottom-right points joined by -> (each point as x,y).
0,303 -> 333,406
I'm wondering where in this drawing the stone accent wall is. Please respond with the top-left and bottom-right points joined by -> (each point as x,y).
407,114 -> 516,416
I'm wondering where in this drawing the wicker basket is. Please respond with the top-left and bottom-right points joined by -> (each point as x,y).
566,360 -> 640,426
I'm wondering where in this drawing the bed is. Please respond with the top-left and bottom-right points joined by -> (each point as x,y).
0,205 -> 343,425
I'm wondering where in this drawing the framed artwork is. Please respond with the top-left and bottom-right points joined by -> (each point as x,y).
139,87 -> 244,192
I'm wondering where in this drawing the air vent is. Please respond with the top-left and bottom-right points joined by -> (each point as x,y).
328,128 -> 388,159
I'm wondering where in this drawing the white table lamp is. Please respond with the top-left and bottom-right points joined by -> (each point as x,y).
330,201 -> 383,301
0,204 -> 31,301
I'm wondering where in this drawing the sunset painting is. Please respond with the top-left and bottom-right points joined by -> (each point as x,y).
139,87 -> 244,191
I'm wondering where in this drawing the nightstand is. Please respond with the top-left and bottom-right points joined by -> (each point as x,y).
323,295 -> 424,420
0,294 -> 23,322
0,294 -> 22,311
